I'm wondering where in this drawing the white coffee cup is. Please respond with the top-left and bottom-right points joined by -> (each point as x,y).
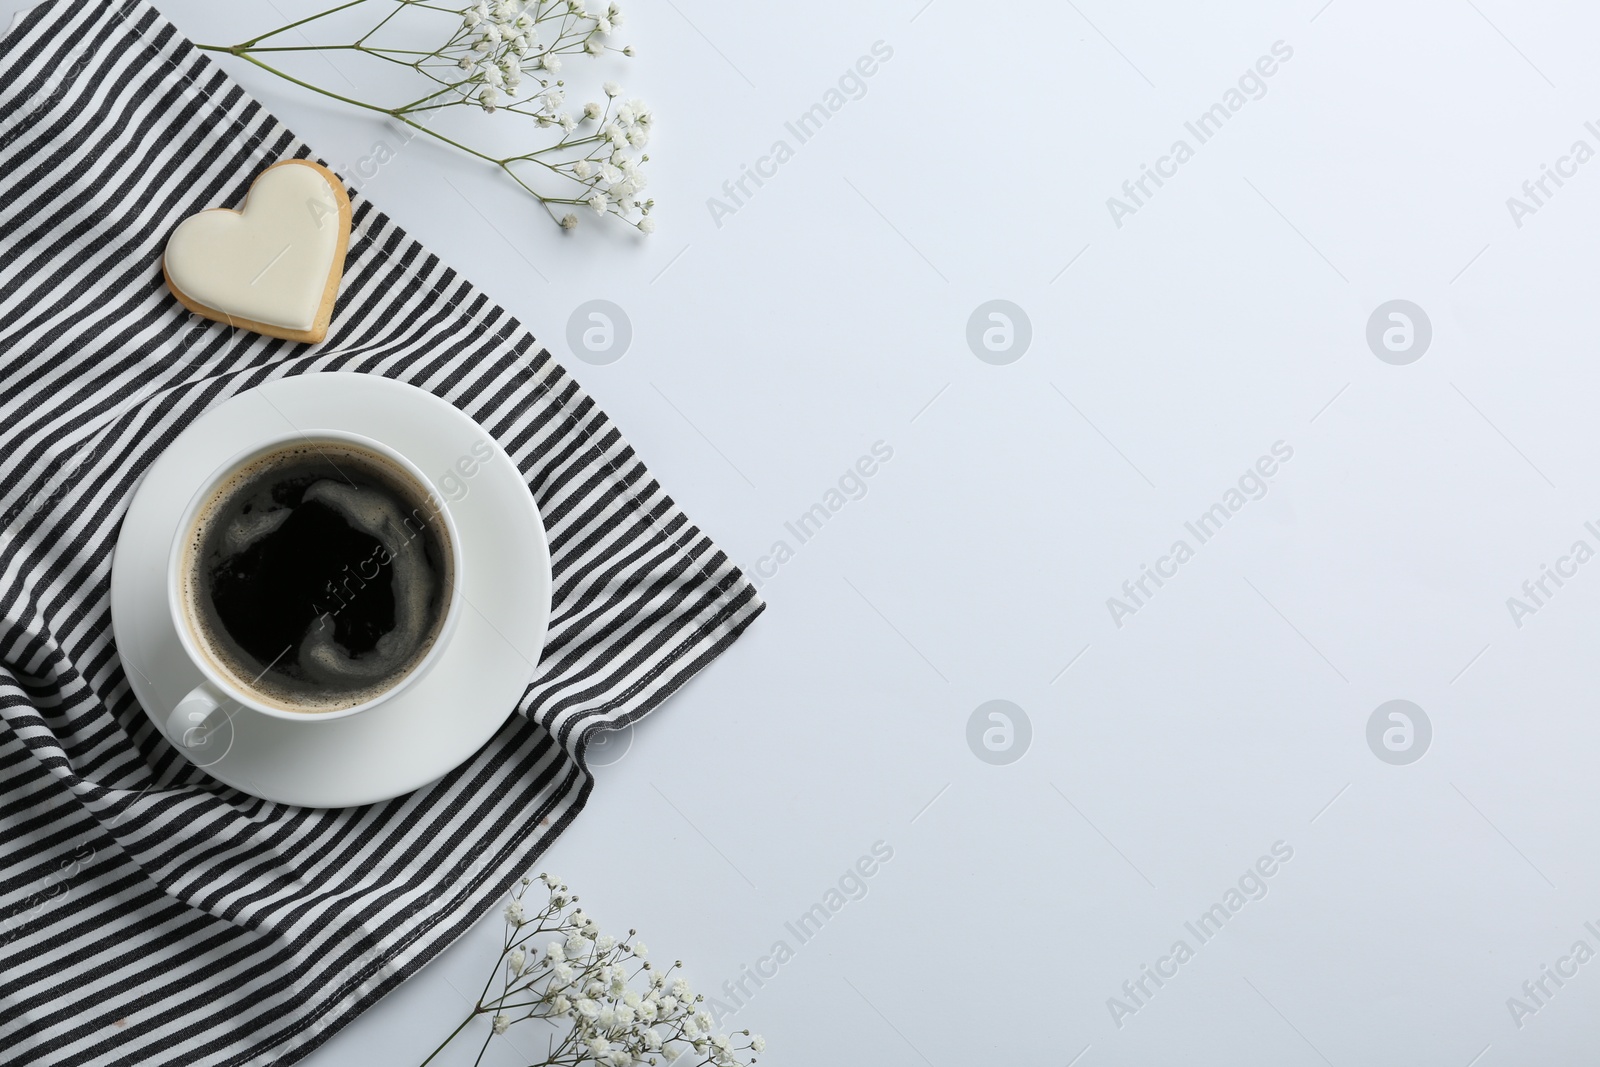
164,429 -> 464,747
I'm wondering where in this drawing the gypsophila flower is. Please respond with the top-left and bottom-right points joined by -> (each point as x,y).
638,216 -> 655,234
751,1035 -> 766,1053
492,1014 -> 510,1035
505,901 -> 523,924
192,1 -> 656,241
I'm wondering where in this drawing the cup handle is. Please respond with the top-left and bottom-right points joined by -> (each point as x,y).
167,683 -> 223,750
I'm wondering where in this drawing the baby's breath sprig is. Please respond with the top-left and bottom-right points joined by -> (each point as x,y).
419,874 -> 764,1067
195,0 -> 655,232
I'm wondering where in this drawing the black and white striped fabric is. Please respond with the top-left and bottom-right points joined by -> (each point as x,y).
0,1 -> 763,1063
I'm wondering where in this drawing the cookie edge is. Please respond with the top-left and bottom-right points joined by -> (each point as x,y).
162,159 -> 353,345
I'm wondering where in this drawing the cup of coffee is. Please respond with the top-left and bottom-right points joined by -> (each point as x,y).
165,429 -> 463,746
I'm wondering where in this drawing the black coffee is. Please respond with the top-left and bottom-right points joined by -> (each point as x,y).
183,440 -> 452,712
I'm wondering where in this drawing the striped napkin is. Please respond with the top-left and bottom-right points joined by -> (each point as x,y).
0,2 -> 763,1064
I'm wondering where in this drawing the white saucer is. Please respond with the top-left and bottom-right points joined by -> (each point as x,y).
110,373 -> 551,807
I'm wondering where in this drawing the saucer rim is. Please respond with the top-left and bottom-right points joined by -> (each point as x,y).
110,372 -> 551,807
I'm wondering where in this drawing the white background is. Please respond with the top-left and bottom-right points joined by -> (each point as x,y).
15,0 -> 1600,1063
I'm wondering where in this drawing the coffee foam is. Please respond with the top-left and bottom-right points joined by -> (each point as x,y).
179,439 -> 454,713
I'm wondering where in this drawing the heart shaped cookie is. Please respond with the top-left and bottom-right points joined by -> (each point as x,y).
163,159 -> 351,343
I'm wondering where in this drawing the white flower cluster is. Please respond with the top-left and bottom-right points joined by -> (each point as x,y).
454,0 -> 620,109
443,0 -> 654,231
455,0 -> 574,110
200,0 -> 653,233
443,874 -> 763,1067
560,90 -> 653,231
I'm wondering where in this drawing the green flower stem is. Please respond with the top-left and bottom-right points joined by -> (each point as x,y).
237,0 -> 370,49
392,80 -> 474,113
196,49 -> 502,166
417,1010 -> 476,1067
470,1023 -> 494,1067
232,44 -> 440,55
196,47 -> 587,186
355,0 -> 409,45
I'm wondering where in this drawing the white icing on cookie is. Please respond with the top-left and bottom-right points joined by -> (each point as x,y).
163,162 -> 342,331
